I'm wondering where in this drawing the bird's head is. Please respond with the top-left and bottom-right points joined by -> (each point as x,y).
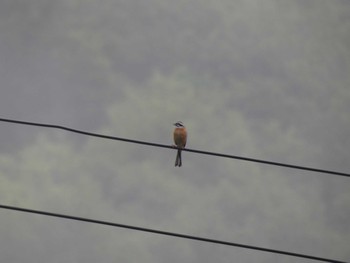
174,121 -> 184,127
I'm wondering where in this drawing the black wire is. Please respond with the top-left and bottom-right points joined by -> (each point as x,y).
0,117 -> 349,178
0,204 -> 346,263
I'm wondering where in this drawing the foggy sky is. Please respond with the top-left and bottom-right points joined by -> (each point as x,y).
0,0 -> 349,262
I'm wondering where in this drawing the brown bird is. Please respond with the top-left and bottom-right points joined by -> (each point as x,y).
173,121 -> 187,167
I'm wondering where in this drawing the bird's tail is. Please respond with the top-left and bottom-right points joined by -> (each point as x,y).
175,149 -> 182,167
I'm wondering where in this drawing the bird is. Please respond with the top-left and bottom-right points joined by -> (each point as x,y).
173,121 -> 187,167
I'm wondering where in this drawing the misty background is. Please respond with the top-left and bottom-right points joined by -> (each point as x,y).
0,0 -> 349,262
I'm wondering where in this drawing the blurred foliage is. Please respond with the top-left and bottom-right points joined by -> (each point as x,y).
0,0 -> 349,262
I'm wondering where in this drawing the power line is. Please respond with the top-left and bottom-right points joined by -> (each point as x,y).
0,204 -> 346,263
0,117 -> 349,178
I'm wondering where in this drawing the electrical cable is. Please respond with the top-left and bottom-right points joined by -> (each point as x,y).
0,204 -> 346,263
0,117 -> 349,177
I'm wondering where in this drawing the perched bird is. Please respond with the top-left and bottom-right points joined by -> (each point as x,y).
173,121 -> 187,167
